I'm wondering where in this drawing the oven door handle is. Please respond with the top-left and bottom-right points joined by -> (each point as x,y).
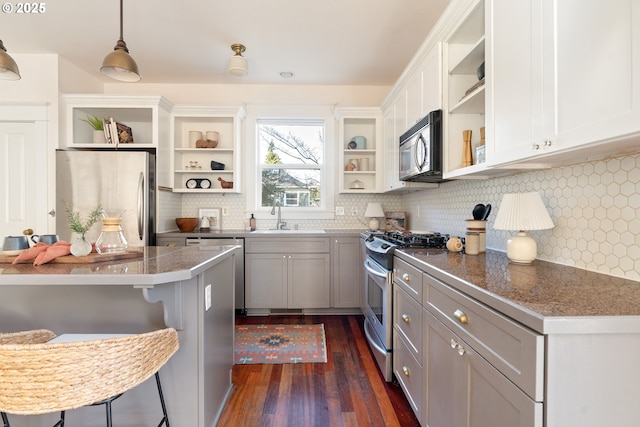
364,318 -> 387,356
365,259 -> 388,279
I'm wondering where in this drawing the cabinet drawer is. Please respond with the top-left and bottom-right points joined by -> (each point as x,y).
156,237 -> 185,247
393,284 -> 422,356
245,238 -> 330,253
424,273 -> 544,401
393,331 -> 423,419
393,257 -> 423,301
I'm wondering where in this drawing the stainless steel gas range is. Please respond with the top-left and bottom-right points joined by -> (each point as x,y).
361,231 -> 449,381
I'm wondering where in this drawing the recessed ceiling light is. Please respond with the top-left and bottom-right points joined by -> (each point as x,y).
280,71 -> 294,78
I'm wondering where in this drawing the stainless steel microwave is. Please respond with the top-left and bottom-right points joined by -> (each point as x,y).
399,109 -> 445,182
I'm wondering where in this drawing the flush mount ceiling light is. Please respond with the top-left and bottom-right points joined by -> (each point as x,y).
228,44 -> 248,76
0,39 -> 21,81
100,0 -> 140,82
280,71 -> 294,79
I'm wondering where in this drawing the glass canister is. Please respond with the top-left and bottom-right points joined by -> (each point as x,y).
95,209 -> 128,254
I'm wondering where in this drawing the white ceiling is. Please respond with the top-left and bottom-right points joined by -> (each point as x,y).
2,0 -> 451,85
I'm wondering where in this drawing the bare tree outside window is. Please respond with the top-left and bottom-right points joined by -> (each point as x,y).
258,120 -> 323,208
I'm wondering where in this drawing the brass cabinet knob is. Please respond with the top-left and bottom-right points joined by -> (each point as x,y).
401,314 -> 410,324
453,309 -> 469,324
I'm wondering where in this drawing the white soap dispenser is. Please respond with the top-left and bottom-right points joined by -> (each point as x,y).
200,216 -> 210,230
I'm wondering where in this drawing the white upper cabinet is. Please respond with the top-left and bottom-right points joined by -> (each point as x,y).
487,0 -> 640,167
442,0 -> 489,179
383,42 -> 442,193
63,95 -> 172,149
407,42 -> 443,127
170,106 -> 245,193
335,107 -> 383,193
484,0 -> 544,167
62,94 -> 173,187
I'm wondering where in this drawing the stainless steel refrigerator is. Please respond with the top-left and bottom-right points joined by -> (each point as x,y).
56,150 -> 155,246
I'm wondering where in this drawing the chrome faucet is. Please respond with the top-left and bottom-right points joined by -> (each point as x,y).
270,200 -> 287,229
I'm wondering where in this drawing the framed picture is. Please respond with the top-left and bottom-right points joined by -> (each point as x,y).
384,211 -> 406,232
198,208 -> 222,231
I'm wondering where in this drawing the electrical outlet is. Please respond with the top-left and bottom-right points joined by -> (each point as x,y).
222,207 -> 228,216
351,207 -> 358,216
336,207 -> 345,216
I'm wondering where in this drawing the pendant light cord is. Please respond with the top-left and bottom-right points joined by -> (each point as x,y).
119,0 -> 124,41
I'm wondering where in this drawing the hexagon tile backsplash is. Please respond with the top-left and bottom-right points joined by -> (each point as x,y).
403,152 -> 640,281
159,151 -> 639,282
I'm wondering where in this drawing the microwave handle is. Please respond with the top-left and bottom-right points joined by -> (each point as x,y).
414,134 -> 428,170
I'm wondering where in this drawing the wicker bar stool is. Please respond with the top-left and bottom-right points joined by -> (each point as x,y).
0,328 -> 179,427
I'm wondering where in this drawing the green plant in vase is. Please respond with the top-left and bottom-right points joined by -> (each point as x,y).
81,114 -> 105,131
65,202 -> 102,256
81,114 -> 107,143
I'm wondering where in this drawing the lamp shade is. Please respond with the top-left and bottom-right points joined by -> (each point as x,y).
0,40 -> 21,81
493,192 -> 554,231
228,44 -> 248,76
100,0 -> 140,82
364,203 -> 385,218
364,202 -> 385,231
100,40 -> 141,82
493,192 -> 554,264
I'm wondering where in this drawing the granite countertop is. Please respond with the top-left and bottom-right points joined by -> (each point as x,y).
396,249 -> 640,334
158,229 -> 365,238
0,245 -> 240,287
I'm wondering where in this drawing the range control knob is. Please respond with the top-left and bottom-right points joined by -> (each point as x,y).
381,243 -> 390,250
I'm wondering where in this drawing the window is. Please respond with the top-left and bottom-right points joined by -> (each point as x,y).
246,105 -> 335,220
257,119 -> 324,208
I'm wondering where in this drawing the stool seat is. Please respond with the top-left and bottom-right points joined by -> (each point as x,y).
0,328 -> 179,427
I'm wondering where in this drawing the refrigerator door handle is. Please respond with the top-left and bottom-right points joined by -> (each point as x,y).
137,172 -> 144,240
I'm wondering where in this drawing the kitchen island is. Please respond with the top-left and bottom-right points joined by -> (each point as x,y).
394,248 -> 640,427
0,245 -> 240,427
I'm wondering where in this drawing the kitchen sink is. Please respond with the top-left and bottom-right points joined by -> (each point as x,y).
250,229 -> 326,234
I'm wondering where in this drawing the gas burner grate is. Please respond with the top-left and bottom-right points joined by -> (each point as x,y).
380,231 -> 449,249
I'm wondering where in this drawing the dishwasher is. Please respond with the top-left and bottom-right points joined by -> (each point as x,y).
186,237 -> 245,315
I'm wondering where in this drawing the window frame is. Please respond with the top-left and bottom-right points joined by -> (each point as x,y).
245,105 -> 336,221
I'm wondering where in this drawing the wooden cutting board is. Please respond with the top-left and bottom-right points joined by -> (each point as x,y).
0,251 -> 143,264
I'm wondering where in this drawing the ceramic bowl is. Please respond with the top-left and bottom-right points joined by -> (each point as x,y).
175,218 -> 199,232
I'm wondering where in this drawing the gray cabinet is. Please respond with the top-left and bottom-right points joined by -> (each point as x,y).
394,254 -> 544,427
156,236 -> 186,247
331,237 -> 361,308
425,309 -> 542,427
393,257 -> 425,419
245,238 -> 330,309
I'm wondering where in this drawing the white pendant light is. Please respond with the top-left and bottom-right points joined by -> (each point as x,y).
100,0 -> 140,82
0,40 -> 21,81
228,44 -> 248,76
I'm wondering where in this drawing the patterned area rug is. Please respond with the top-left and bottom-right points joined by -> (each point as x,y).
234,324 -> 327,364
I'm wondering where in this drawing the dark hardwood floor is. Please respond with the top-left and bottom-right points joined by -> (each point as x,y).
218,314 -> 420,427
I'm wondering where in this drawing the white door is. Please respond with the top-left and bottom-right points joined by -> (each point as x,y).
0,118 -> 48,240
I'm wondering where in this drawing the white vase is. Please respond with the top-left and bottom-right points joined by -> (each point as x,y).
70,235 -> 92,257
93,130 -> 105,144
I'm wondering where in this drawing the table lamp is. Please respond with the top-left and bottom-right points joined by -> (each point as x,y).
364,202 -> 385,231
493,192 -> 554,263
